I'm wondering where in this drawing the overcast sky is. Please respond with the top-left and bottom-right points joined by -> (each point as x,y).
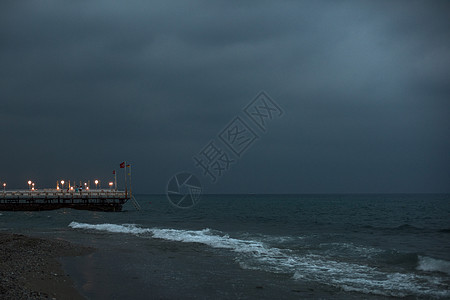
1,0 -> 449,194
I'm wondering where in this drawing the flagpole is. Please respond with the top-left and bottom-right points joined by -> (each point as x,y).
114,170 -> 117,191
129,164 -> 132,198
124,161 -> 127,198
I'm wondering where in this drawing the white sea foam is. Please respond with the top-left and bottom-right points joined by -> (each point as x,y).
309,269 -> 450,298
417,256 -> 450,275
69,222 -> 450,298
69,222 -> 281,256
69,222 -> 152,234
324,242 -> 384,255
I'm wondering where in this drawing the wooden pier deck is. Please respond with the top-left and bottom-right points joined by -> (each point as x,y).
0,190 -> 130,212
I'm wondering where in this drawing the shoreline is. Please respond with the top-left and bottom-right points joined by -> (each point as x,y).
0,232 -> 94,299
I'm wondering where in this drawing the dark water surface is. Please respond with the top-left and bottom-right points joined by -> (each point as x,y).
1,194 -> 449,299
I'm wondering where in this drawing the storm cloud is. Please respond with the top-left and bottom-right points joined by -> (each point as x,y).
1,0 -> 449,193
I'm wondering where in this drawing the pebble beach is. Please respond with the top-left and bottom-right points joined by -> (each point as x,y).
0,233 -> 92,299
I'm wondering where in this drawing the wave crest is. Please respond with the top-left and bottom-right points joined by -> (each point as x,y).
417,256 -> 450,275
69,222 -> 151,234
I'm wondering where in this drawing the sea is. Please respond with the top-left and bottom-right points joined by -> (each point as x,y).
1,194 -> 449,299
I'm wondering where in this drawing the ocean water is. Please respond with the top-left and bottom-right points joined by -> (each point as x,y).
1,194 -> 449,299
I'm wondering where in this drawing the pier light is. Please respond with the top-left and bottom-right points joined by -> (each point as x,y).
109,182 -> 113,190
28,180 -> 32,190
2,183 -> 5,192
95,180 -> 99,189
61,180 -> 65,189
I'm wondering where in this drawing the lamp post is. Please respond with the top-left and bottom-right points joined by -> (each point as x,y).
61,180 -> 65,190
28,180 -> 32,190
95,180 -> 99,190
32,183 -> 35,191
2,183 -> 5,192
109,182 -> 113,191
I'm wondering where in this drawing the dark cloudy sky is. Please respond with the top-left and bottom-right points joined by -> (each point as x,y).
1,0 -> 449,194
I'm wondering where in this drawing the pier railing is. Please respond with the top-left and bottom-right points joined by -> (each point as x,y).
0,189 -> 130,204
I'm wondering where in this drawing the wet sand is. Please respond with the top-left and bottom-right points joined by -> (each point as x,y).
0,233 -> 93,300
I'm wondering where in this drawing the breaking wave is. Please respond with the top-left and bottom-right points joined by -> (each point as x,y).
69,222 -> 151,234
69,222 -> 450,298
417,256 -> 450,275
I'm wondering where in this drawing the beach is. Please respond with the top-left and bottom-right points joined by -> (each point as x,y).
0,233 -> 92,300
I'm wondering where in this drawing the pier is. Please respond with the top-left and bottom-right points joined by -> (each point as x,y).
0,189 -> 131,212
0,162 -> 140,212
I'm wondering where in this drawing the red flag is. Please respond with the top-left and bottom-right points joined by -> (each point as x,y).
120,162 -> 125,168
